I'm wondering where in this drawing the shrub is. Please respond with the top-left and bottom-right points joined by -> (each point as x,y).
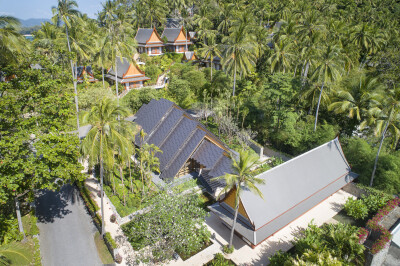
344,198 -> 368,220
269,250 -> 291,266
357,227 -> 369,244
110,214 -> 116,223
222,245 -> 234,254
205,253 -> 235,266
104,232 -> 118,249
114,253 -> 122,264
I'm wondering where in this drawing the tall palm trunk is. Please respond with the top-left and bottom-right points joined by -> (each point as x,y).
232,60 -> 237,97
129,159 -> 133,193
314,82 -> 324,131
370,119 -> 389,187
210,55 -> 213,81
65,26 -> 80,132
119,166 -> 126,206
102,66 -> 105,88
229,199 -> 239,249
115,56 -> 119,106
99,157 -> 105,237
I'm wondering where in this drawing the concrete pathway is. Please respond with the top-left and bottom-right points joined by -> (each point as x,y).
36,184 -> 102,266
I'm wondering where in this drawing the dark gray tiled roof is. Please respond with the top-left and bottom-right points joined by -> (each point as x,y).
135,98 -> 174,136
147,108 -> 184,147
158,118 -> 197,171
208,156 -> 233,178
192,140 -> 224,169
160,129 -> 205,180
165,18 -> 181,28
133,98 -> 233,186
135,28 -> 154,44
107,57 -> 130,78
161,28 -> 182,43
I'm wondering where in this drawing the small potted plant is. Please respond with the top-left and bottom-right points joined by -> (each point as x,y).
114,253 -> 122,264
223,244 -> 234,254
110,214 -> 116,223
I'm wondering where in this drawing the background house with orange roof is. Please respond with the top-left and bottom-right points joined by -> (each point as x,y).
161,27 -> 192,53
135,28 -> 164,56
105,57 -> 150,90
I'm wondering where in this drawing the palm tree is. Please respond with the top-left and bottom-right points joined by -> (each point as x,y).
81,97 -> 138,236
222,14 -> 256,97
52,0 -> 81,132
267,39 -> 294,73
143,0 -> 167,28
100,1 -> 137,107
212,150 -> 265,249
199,38 -> 222,81
0,15 -> 27,64
312,45 -> 343,131
217,3 -> 233,35
361,86 -> 400,187
329,75 -> 383,121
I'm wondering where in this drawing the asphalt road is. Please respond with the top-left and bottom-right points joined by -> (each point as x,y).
36,184 -> 103,266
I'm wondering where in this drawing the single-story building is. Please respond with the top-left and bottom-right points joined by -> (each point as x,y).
203,56 -> 222,70
133,98 -> 233,190
135,28 -> 164,56
161,27 -> 192,53
105,57 -> 150,90
209,138 -> 358,248
76,66 -> 98,83
182,51 -> 198,62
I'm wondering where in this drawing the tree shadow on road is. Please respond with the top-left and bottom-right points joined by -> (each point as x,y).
35,184 -> 80,223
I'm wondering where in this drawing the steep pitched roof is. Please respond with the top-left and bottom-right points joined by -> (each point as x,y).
107,57 -> 131,78
135,28 -> 163,45
106,57 -> 149,83
183,51 -> 197,61
239,138 -> 356,229
133,98 -> 232,182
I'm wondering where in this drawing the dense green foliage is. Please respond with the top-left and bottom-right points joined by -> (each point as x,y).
122,192 -> 210,264
270,223 -> 365,265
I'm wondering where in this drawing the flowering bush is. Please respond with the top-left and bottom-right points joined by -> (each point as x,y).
366,197 -> 399,254
110,214 -> 116,223
357,227 -> 369,244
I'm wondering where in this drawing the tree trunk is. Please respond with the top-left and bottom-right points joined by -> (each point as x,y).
102,66 -> 105,88
65,26 -> 80,133
119,166 -> 126,206
210,55 -> 213,81
370,120 -> 389,187
314,82 -> 324,131
229,201 -> 239,249
15,197 -> 26,240
115,56 -> 119,107
100,158 -> 105,237
232,61 -> 237,97
129,159 -> 133,193
302,61 -> 310,89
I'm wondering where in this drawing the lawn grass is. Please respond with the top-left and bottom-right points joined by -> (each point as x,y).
22,213 -> 39,236
0,236 -> 41,266
94,231 -> 114,265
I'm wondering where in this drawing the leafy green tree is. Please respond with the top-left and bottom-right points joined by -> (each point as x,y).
81,97 -> 138,236
213,150 -> 265,249
121,192 -> 210,264
168,78 -> 193,108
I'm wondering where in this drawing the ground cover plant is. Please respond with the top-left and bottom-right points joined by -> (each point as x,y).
122,192 -> 210,264
269,222 -> 365,265
204,253 -> 236,266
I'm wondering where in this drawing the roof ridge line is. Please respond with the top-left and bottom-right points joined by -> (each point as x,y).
163,127 -> 199,172
255,138 -> 341,178
145,106 -> 174,143
158,115 -> 184,150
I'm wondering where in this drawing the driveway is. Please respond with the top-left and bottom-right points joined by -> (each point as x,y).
36,184 -> 103,266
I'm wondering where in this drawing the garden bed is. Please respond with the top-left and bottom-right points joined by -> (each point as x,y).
332,209 -> 368,227
177,240 -> 213,261
204,253 -> 236,266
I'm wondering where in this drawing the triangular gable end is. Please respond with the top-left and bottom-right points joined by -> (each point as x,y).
123,63 -> 145,78
175,27 -> 188,42
147,28 -> 163,43
222,187 -> 253,226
